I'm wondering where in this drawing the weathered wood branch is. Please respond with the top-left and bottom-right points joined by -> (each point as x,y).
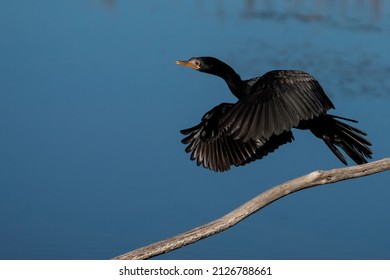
113,158 -> 390,260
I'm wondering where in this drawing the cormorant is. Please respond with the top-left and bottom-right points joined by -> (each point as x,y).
176,57 -> 372,172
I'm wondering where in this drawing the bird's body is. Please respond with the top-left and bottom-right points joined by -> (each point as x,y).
176,57 -> 372,172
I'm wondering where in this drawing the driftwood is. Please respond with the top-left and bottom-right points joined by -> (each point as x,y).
113,158 -> 390,260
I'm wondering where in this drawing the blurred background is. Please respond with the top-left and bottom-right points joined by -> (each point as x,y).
0,0 -> 389,259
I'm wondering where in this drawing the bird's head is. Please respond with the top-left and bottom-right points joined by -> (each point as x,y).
176,57 -> 226,76
176,56 -> 243,98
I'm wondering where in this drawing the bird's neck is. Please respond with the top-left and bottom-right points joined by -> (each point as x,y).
217,66 -> 248,99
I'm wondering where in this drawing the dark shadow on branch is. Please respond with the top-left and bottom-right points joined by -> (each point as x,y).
113,158 -> 390,260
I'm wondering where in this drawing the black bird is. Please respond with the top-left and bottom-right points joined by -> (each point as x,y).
176,57 -> 372,172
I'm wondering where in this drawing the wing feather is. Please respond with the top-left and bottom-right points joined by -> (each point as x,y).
181,103 -> 294,172
223,70 -> 334,142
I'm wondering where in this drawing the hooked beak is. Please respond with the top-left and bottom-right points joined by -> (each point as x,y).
175,59 -> 201,70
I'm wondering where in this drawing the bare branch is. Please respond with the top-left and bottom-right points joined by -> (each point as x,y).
113,158 -> 390,260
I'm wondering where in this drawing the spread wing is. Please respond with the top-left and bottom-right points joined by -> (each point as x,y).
222,70 -> 335,142
181,103 -> 294,172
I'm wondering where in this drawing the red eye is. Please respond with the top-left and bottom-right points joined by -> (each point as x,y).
189,59 -> 201,69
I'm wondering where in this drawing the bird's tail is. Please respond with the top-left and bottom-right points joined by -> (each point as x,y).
308,114 -> 372,165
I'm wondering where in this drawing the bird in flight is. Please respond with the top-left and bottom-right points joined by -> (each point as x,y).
176,57 -> 372,172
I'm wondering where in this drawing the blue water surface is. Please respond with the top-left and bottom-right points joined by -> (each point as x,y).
0,0 -> 389,259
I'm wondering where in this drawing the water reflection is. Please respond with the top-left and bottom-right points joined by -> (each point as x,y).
243,0 -> 383,25
192,0 -> 385,30
98,0 -> 116,11
97,0 -> 385,30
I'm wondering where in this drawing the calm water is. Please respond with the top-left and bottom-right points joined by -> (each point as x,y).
0,0 -> 389,260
